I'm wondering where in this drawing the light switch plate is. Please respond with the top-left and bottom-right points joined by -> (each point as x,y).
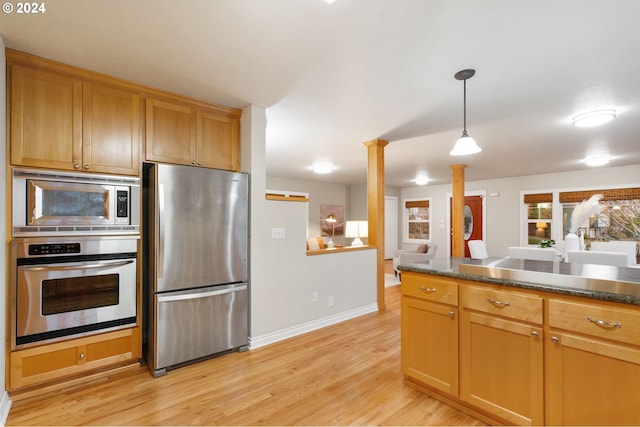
272,227 -> 286,239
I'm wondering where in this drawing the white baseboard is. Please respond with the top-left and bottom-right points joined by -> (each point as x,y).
0,391 -> 12,427
249,303 -> 378,349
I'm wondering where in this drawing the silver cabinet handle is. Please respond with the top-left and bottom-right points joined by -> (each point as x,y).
587,316 -> 622,328
420,286 -> 436,293
531,331 -> 539,338
448,311 -> 455,318
551,336 -> 559,343
487,298 -> 510,307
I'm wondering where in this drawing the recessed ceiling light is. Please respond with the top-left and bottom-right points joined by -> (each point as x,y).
312,163 -> 334,174
584,155 -> 611,167
572,109 -> 616,127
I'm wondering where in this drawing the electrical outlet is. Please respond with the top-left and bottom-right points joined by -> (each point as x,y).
312,291 -> 319,303
328,296 -> 334,308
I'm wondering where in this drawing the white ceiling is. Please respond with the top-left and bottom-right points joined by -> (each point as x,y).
2,0 -> 639,187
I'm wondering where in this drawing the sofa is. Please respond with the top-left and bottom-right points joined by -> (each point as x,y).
393,244 -> 438,276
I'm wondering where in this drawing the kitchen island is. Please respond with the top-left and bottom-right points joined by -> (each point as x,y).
398,257 -> 640,426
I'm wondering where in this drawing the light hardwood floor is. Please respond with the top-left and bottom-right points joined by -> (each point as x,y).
7,285 -> 484,426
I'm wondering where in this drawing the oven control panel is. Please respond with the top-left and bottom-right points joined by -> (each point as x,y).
28,243 -> 81,256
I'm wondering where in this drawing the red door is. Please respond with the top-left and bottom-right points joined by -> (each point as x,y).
450,195 -> 483,258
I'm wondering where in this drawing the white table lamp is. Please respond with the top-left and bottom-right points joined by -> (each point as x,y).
345,220 -> 368,246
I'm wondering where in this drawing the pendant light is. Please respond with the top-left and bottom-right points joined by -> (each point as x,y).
450,69 -> 482,156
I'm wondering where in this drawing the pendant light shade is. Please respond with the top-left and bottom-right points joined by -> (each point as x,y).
450,69 -> 481,156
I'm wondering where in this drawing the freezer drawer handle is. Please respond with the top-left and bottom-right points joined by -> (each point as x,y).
157,285 -> 248,303
23,259 -> 134,272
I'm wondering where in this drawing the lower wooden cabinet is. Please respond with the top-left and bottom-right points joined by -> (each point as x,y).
546,298 -> 640,425
9,327 -> 141,391
401,297 -> 458,395
546,331 -> 640,425
401,272 -> 640,426
460,285 -> 544,426
401,272 -> 459,395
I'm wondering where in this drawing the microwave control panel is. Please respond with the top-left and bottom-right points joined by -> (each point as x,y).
116,190 -> 129,220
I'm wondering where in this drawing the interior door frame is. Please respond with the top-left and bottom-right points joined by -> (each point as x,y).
446,190 -> 487,257
384,196 -> 398,259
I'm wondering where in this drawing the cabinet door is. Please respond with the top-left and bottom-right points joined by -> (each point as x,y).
196,109 -> 240,171
83,83 -> 141,175
9,328 -> 140,390
145,98 -> 196,165
546,332 -> 640,425
401,297 -> 458,395
10,64 -> 82,170
460,310 -> 543,425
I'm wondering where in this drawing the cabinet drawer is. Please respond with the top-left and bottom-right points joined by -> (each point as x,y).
461,285 -> 543,325
401,272 -> 458,306
549,299 -> 640,346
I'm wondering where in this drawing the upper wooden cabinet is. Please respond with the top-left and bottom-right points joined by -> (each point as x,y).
82,83 -> 141,175
7,49 -> 242,176
145,97 -> 240,171
8,58 -> 141,176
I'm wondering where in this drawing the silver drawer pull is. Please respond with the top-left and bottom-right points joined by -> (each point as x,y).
420,286 -> 437,293
487,298 -> 510,307
448,311 -> 455,318
587,316 -> 622,328
531,331 -> 539,338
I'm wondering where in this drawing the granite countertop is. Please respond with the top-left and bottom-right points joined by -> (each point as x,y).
398,257 -> 640,306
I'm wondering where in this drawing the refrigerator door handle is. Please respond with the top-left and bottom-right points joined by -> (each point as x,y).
158,182 -> 165,278
157,284 -> 248,303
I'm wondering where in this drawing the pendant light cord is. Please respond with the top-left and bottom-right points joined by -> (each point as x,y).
463,78 -> 467,133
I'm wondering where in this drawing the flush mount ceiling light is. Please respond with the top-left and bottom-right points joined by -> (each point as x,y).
572,109 -> 616,127
312,163 -> 334,174
584,155 -> 611,167
450,69 -> 482,156
415,175 -> 430,185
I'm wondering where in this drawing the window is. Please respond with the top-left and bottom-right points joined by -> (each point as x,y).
524,193 -> 552,245
404,199 -> 431,243
560,188 -> 640,241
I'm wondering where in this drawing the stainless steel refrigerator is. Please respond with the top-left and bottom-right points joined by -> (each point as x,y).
143,163 -> 249,377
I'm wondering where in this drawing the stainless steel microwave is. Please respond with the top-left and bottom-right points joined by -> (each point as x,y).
12,168 -> 140,236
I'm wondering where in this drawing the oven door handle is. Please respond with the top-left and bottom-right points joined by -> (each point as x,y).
22,259 -> 135,272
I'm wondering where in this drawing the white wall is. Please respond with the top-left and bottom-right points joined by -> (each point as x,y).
267,177 -> 350,246
401,164 -> 640,258
1,35 -> 13,423
243,107 -> 377,349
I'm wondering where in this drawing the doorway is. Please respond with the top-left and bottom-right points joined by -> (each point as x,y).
449,194 -> 484,258
384,196 -> 398,259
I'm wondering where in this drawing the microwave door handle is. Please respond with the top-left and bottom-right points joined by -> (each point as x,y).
157,285 -> 248,303
23,259 -> 135,272
158,182 -> 165,279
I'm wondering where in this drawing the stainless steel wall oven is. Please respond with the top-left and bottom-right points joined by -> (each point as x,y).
11,236 -> 139,349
